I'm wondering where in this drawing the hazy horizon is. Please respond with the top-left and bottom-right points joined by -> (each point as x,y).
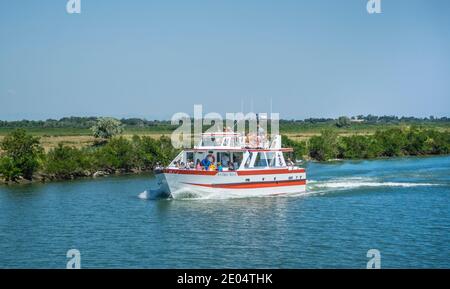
1,0 -> 449,121
0,113 -> 448,122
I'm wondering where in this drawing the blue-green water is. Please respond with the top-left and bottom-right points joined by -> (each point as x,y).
1,156 -> 449,268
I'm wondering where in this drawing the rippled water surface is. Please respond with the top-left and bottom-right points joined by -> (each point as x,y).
1,156 -> 449,268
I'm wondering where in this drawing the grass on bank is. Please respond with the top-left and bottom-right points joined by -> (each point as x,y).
1,121 -> 449,151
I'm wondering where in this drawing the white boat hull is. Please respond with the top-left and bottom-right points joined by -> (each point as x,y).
155,168 -> 306,198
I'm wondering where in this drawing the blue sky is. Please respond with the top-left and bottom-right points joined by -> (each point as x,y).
0,0 -> 449,120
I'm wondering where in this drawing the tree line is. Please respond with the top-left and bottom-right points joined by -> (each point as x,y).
0,117 -> 175,130
1,115 -> 449,129
0,129 -> 178,183
283,126 -> 450,161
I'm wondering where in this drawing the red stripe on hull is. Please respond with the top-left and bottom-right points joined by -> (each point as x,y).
184,179 -> 306,189
163,168 -> 305,176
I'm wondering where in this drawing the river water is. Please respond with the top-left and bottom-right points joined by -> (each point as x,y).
0,156 -> 449,268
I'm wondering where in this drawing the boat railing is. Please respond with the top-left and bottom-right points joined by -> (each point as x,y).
197,132 -> 276,149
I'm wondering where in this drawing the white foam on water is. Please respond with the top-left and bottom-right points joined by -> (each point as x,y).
139,187 -> 172,200
138,190 -> 148,199
307,177 -> 438,191
143,177 -> 439,201
171,188 -> 204,200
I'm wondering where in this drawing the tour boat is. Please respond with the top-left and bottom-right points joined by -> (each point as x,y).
153,132 -> 306,198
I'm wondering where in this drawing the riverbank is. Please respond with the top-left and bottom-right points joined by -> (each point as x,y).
1,126 -> 449,185
1,167 -> 152,185
0,130 -> 178,185
4,154 -> 450,186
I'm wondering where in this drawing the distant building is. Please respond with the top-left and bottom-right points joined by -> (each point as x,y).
350,117 -> 365,123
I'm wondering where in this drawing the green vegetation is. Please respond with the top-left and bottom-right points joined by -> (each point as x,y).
0,116 -> 449,184
335,116 -> 351,128
281,135 -> 307,160
0,129 -> 43,181
44,144 -> 93,179
0,117 -> 177,136
91,117 -> 124,139
308,130 -> 339,161
283,126 -> 450,161
0,129 -> 178,183
1,115 -> 449,137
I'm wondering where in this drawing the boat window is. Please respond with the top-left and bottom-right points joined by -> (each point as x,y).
231,152 -> 243,170
186,152 -> 194,162
244,153 -> 252,168
254,152 -> 268,168
217,152 -> 231,167
266,152 -> 276,167
169,151 -> 184,167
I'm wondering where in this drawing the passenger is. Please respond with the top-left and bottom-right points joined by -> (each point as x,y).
221,154 -> 229,167
195,159 -> 202,170
209,163 -> 216,171
228,162 -> 235,171
248,133 -> 257,148
257,124 -> 265,137
217,162 -> 223,172
287,158 -> 294,166
257,124 -> 265,148
201,156 -> 211,169
233,156 -> 240,170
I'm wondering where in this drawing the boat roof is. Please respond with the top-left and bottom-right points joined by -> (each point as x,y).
201,132 -> 241,136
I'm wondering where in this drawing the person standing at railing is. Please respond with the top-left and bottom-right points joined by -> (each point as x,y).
257,124 -> 266,148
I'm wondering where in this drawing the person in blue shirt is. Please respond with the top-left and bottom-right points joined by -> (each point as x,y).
201,155 -> 212,169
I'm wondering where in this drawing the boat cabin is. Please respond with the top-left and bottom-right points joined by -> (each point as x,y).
168,132 -> 295,171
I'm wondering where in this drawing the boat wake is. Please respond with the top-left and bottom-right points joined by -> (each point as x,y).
307,177 -> 438,194
139,177 -> 439,201
138,187 -> 171,200
138,190 -> 148,199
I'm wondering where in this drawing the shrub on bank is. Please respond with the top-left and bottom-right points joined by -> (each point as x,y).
44,144 -> 92,179
281,135 -> 307,160
308,130 -> 339,161
0,156 -> 22,182
337,135 -> 380,159
0,129 -> 43,181
41,135 -> 180,180
283,126 -> 450,161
